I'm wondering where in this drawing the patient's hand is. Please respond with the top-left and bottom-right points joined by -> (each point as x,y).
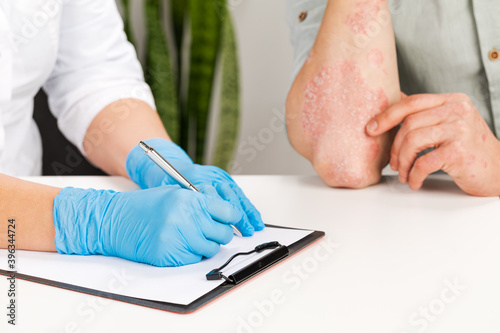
367,93 -> 500,196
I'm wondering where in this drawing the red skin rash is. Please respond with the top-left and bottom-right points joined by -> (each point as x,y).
345,0 -> 383,35
302,60 -> 388,186
367,48 -> 384,68
466,154 -> 476,166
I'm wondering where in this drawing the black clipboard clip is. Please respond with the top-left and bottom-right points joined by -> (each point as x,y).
206,241 -> 289,284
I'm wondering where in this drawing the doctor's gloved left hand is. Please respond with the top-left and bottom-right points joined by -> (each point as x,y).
126,138 -> 265,237
52,186 -> 242,267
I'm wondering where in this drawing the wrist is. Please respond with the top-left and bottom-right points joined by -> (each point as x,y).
53,187 -> 116,256
126,138 -> 193,189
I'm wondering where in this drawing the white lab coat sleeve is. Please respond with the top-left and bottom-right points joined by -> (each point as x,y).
43,0 -> 156,155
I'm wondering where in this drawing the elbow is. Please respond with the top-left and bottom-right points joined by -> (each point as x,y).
313,152 -> 383,189
309,124 -> 389,189
285,82 -> 312,160
285,76 -> 385,189
285,90 -> 297,148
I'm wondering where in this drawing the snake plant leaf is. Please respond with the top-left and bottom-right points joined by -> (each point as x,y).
170,0 -> 185,83
145,0 -> 180,143
170,0 -> 187,148
187,0 -> 222,163
122,0 -> 134,45
213,8 -> 240,171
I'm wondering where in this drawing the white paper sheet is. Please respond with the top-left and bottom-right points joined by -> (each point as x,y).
0,227 -> 312,305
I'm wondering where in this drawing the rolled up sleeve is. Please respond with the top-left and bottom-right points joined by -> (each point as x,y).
286,0 -> 327,80
43,0 -> 156,154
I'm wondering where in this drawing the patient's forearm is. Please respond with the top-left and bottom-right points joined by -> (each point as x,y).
0,174 -> 60,252
286,0 -> 400,188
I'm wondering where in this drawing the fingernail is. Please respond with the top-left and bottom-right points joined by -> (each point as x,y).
367,120 -> 378,134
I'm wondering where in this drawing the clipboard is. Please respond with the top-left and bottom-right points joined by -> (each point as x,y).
0,225 -> 324,314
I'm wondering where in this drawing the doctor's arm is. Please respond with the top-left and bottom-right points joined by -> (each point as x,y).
0,173 -> 243,266
286,0 -> 401,188
0,175 -> 59,252
82,98 -> 169,177
44,0 -> 263,234
82,98 -> 264,236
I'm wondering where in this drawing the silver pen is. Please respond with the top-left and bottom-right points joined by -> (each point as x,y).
138,141 -> 242,237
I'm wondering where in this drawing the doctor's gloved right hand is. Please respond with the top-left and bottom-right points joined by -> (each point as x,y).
52,186 -> 242,267
126,139 -> 265,237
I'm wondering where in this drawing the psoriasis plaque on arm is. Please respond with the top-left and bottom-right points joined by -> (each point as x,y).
301,60 -> 388,186
345,0 -> 384,35
367,48 -> 384,68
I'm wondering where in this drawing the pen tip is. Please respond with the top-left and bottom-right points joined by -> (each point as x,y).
138,141 -> 150,152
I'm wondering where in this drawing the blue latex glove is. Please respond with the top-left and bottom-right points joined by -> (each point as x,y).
126,138 -> 265,236
53,185 -> 242,267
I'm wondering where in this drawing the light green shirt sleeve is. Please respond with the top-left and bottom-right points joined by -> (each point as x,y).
286,0 -> 326,80
286,0 -> 500,138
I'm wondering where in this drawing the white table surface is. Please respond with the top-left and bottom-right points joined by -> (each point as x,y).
1,175 -> 500,333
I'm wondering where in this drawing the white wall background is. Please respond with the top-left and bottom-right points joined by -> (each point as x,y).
123,0 -> 315,175
227,0 -> 314,175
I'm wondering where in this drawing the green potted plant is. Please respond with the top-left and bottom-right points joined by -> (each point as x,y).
122,0 -> 241,170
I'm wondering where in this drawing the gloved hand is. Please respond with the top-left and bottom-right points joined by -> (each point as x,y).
126,138 -> 265,236
52,185 -> 242,267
